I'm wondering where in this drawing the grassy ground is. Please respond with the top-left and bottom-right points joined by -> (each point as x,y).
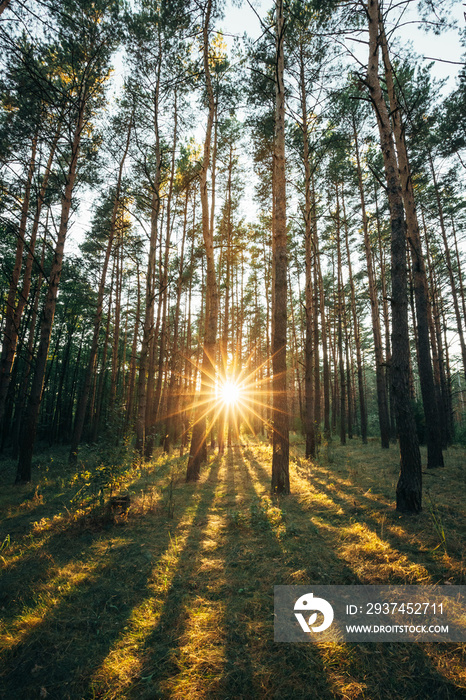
0,437 -> 465,699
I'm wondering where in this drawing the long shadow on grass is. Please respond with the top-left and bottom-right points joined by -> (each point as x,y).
0,462 -> 176,621
211,446 -> 257,698
241,446 -> 359,580
0,467 -> 198,700
114,458 -> 223,698
242,445 -> 465,700
221,446 -> 348,699
304,467 -> 461,584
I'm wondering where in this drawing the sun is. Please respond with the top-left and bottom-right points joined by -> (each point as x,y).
164,343 -> 280,451
220,380 -> 241,407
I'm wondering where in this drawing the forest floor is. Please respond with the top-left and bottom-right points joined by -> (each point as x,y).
0,436 -> 465,699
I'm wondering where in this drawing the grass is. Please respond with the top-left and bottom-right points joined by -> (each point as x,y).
0,436 -> 465,699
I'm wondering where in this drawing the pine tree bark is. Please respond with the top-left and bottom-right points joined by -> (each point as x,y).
186,0 -> 218,481
0,132 -> 37,429
380,27 -> 443,468
218,144 -> 234,456
422,215 -> 448,446
0,0 -> 12,15
110,239 -> 123,406
144,232 -> 164,455
366,0 -> 422,513
164,188 -> 189,453
125,262 -> 141,432
451,217 -> 466,328
373,184 -> 396,441
92,264 -> 114,442
10,231 -> 47,457
299,43 -> 315,459
342,188 -> 367,443
335,185 -> 346,445
0,118 -> 62,436
315,239 -> 330,440
147,99 -> 178,457
69,116 -> 132,461
136,58 -> 162,455
271,0 -> 289,494
428,153 -> 466,381
312,175 -> 321,437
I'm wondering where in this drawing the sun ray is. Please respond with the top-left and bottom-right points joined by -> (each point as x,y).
151,339 -> 291,452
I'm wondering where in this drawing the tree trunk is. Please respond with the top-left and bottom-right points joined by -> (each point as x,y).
125,262 -> 141,432
92,265 -> 114,442
136,58 -> 162,455
366,0 -> 421,513
164,188 -> 189,452
373,184 -> 396,441
0,0 -> 12,16
380,27 -> 443,468
353,117 -> 390,448
342,188 -> 367,443
15,95 -> 86,483
299,43 -> 315,459
148,96 -> 178,457
0,132 -> 37,428
110,239 -> 123,406
335,185 -> 346,445
187,0 -> 218,481
429,153 -> 466,381
69,116 -> 132,461
271,0 -> 289,494
218,144 -> 234,455
312,174 -> 321,438
315,239 -> 330,440
10,229 -> 47,457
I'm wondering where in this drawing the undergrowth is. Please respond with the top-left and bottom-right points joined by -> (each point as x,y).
0,437 -> 465,699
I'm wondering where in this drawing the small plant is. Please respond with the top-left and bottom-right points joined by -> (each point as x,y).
163,474 -> 176,519
139,485 -> 158,514
32,484 -> 43,503
249,497 -> 270,530
249,505 -> 268,530
249,495 -> 286,531
71,462 -> 124,508
426,489 -> 447,554
227,509 -> 247,528
0,534 -> 10,563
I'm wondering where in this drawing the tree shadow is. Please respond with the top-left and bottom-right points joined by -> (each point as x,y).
109,458 -> 223,698
0,465 -> 202,699
216,446 -> 349,699
1,444 -> 464,699
0,461 -> 178,618
240,444 -> 465,700
303,463 -> 462,584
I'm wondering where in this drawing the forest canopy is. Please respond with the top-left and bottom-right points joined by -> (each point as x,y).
1,0 -> 466,514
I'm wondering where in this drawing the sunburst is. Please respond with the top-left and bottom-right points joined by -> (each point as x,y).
158,343 -> 289,457
218,379 -> 242,408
